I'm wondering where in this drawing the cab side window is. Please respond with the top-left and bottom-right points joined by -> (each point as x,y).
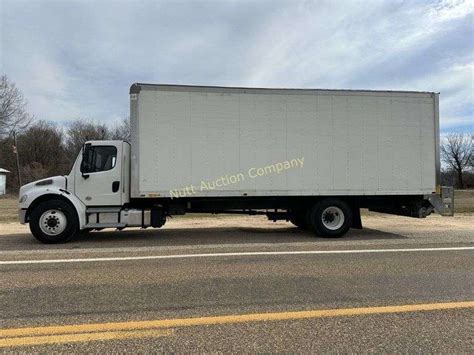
81,146 -> 117,173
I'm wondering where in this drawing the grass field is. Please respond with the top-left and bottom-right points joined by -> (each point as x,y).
0,194 -> 18,223
1,190 -> 473,223
454,189 -> 474,213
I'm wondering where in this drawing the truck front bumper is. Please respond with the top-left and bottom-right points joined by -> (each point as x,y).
19,209 -> 27,224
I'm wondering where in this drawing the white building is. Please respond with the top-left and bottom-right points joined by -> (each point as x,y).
0,168 -> 10,195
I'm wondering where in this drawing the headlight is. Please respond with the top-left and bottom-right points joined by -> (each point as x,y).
19,194 -> 28,203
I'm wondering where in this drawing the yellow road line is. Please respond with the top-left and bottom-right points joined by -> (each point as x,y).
0,329 -> 173,348
1,301 -> 473,347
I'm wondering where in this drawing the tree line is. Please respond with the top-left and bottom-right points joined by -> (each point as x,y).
440,133 -> 473,189
0,75 -> 130,192
0,74 -> 472,193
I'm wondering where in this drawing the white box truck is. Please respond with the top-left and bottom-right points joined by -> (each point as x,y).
19,83 -> 453,243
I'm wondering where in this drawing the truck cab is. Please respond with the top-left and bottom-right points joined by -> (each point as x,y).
19,140 -> 132,243
72,141 -> 130,207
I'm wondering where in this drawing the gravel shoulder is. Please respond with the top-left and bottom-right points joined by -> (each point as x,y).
1,212 -> 473,235
0,212 -> 472,254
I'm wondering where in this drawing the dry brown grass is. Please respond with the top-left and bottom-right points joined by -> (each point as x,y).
0,194 -> 18,223
454,189 -> 474,213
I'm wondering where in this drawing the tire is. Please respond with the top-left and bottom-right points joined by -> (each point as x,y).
308,198 -> 352,238
29,199 -> 79,244
289,212 -> 311,230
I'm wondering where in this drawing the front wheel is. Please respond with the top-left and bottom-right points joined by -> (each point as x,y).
29,199 -> 79,244
308,199 -> 352,238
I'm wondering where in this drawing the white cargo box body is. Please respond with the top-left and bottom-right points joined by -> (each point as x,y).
130,84 -> 439,198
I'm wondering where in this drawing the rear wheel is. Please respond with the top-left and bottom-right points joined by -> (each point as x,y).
308,198 -> 352,238
29,199 -> 78,244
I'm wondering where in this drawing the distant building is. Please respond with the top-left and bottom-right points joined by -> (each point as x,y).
0,168 -> 10,195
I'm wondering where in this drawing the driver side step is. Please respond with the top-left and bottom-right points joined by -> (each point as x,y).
85,222 -> 127,228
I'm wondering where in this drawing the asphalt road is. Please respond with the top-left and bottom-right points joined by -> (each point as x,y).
0,217 -> 473,352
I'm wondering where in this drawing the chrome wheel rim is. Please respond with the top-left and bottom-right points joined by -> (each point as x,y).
39,209 -> 67,236
321,206 -> 344,230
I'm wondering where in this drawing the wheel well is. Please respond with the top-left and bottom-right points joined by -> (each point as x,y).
26,194 -> 77,223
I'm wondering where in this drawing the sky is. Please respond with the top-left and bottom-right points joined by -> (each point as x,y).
0,0 -> 473,133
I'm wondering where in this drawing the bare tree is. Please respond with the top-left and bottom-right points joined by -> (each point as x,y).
0,115 -> 132,191
441,133 -> 473,189
0,121 -> 68,190
0,75 -> 32,135
64,119 -> 109,161
109,117 -> 131,141
18,120 -> 68,178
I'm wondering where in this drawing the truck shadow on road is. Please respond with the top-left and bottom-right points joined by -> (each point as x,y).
68,226 -> 407,245
1,227 -> 407,248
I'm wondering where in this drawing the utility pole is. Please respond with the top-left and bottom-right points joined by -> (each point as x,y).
12,130 -> 22,187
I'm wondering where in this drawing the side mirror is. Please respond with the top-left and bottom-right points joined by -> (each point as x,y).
80,144 -> 92,179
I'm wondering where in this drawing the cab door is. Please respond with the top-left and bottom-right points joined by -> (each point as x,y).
74,142 -> 123,206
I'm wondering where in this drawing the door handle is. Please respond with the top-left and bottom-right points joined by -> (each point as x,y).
112,181 -> 120,193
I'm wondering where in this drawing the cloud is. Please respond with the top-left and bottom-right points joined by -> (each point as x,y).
0,0 -> 472,132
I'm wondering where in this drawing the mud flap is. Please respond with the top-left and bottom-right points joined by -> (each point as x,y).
150,208 -> 166,228
351,207 -> 363,229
